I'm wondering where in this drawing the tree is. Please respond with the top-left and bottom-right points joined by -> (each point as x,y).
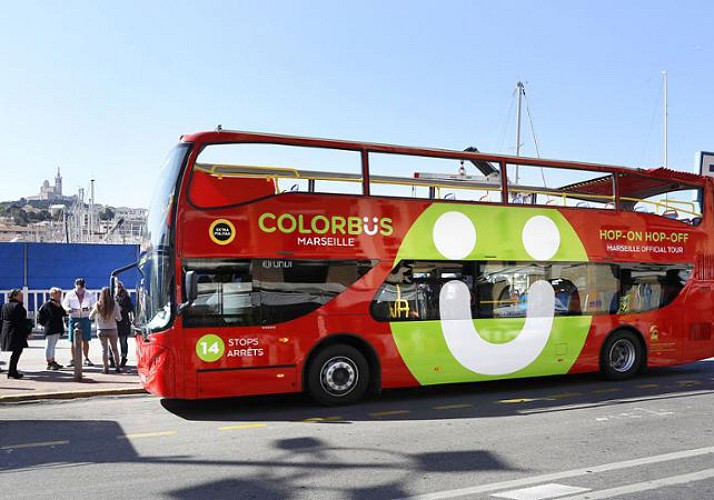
12,209 -> 29,226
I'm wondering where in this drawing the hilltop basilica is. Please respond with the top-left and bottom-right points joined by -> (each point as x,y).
29,167 -> 70,202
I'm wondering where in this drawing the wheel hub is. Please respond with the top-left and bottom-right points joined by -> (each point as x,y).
609,339 -> 636,372
321,357 -> 358,396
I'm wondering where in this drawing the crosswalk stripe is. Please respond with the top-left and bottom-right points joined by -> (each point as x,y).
492,483 -> 590,499
560,468 -> 714,499
398,446 -> 714,499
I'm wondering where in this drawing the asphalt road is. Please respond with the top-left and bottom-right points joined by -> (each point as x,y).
2,359 -> 714,500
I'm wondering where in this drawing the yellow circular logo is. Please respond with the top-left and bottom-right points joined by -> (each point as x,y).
209,219 -> 236,245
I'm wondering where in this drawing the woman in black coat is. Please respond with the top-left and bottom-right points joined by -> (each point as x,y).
1,289 -> 31,379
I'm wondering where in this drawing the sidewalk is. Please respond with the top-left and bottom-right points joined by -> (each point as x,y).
0,334 -> 147,403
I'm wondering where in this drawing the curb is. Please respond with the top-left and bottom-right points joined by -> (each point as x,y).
0,387 -> 148,403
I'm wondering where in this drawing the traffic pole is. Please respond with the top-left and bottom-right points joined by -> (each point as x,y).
73,323 -> 83,382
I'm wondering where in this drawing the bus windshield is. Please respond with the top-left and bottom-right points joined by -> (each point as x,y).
137,143 -> 190,331
144,144 -> 191,251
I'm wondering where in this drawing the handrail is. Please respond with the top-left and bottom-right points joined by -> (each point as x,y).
195,162 -> 503,193
508,187 -> 615,205
620,196 -> 701,218
193,162 -> 703,219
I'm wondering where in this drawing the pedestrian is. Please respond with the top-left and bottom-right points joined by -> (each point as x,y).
113,281 -> 134,368
1,289 -> 32,379
37,287 -> 68,370
62,278 -> 97,367
89,286 -> 123,374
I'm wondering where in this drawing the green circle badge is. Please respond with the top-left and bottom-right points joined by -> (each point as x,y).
196,334 -> 225,362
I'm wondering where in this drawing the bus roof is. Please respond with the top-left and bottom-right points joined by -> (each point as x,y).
562,167 -> 705,201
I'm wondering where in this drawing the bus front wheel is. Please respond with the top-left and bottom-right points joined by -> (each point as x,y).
600,330 -> 643,380
307,345 -> 370,406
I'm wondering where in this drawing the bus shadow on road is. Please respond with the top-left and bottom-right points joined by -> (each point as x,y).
0,420 -> 140,472
162,437 -> 516,500
160,360 -> 714,424
0,421 -> 517,498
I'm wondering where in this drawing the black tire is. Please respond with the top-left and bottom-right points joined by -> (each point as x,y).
600,330 -> 643,380
307,345 -> 370,406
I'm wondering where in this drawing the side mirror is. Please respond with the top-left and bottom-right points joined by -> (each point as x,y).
178,270 -> 197,315
185,270 -> 198,302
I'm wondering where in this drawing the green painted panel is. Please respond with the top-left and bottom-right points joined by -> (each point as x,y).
392,315 -> 592,385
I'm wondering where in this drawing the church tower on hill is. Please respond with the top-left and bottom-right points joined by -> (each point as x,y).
32,167 -> 64,201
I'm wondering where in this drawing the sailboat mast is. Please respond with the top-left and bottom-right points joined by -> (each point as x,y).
516,81 -> 524,157
515,81 -> 524,184
662,70 -> 668,168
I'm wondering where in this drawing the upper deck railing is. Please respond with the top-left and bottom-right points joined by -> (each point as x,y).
185,129 -> 706,224
193,161 -> 703,223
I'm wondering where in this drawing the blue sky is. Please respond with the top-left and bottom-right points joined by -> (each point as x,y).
1,0 -> 712,208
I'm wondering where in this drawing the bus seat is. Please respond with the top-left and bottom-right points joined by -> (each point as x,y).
552,279 -> 581,315
662,209 -> 678,219
576,201 -> 591,208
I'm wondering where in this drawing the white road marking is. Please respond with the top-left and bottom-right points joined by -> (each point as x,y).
595,407 -> 675,422
1,440 -> 69,450
519,389 -> 714,415
399,446 -> 714,500
492,483 -> 590,499
118,431 -> 176,440
560,468 -> 714,499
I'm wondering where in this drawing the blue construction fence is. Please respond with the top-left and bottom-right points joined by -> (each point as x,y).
0,243 -> 139,315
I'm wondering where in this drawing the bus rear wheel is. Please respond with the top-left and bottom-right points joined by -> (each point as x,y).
600,330 -> 643,380
307,345 -> 369,406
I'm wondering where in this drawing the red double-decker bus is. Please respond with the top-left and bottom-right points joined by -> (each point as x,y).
121,129 -> 714,404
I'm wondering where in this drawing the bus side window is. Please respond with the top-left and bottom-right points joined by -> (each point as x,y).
183,261 -> 257,327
